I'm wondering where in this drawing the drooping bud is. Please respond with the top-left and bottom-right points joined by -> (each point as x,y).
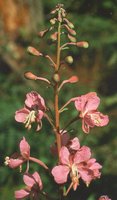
68,34 -> 76,42
63,18 -> 74,29
64,24 -> 76,36
76,41 -> 89,48
65,56 -> 73,64
50,32 -> 58,41
27,46 -> 43,56
58,76 -> 78,91
24,71 -> 51,84
38,28 -> 49,38
24,72 -> 37,80
67,76 -> 79,83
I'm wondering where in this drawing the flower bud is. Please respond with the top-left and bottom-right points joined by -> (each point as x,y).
38,28 -> 49,37
27,46 -> 42,56
63,18 -> 74,29
53,73 -> 60,83
76,41 -> 89,48
67,76 -> 78,83
24,72 -> 37,80
50,18 -> 57,25
68,34 -> 76,42
65,56 -> 73,64
50,32 -> 58,41
64,25 -> 76,36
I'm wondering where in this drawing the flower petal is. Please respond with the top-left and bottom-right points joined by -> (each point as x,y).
75,92 -> 100,113
15,189 -> 29,199
7,157 -> 24,168
20,137 -> 30,159
25,91 -> 45,110
52,165 -> 69,184
33,171 -> 43,190
15,108 -> 29,123
60,147 -> 70,164
69,137 -> 80,150
23,173 -> 35,188
74,146 -> 91,163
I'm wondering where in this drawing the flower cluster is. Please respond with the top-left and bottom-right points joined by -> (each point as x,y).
52,137 -> 102,195
15,91 -> 46,131
5,4 -> 111,200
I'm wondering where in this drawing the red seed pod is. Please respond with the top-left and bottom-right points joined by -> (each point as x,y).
27,46 -> 43,56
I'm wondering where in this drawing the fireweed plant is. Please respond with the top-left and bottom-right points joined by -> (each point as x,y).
5,4 -> 111,200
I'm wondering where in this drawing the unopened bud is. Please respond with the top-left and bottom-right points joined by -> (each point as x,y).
27,46 -> 42,56
38,28 -> 49,37
50,32 -> 58,41
53,73 -> 60,83
68,76 -> 78,83
50,18 -> 56,25
65,56 -> 73,64
24,72 -> 37,80
68,34 -> 76,42
76,41 -> 89,48
64,25 -> 76,36
63,18 -> 74,29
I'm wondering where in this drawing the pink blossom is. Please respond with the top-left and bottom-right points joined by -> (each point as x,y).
5,137 -> 48,170
74,92 -> 109,133
15,91 -> 46,131
98,195 -> 111,200
15,172 -> 43,199
52,141 -> 102,193
5,137 -> 30,169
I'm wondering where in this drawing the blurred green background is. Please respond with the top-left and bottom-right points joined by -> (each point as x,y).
0,0 -> 117,199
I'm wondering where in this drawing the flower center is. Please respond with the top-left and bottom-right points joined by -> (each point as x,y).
70,164 -> 79,190
24,110 -> 36,130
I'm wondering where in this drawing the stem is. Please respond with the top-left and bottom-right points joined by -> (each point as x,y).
54,19 -> 61,160
29,156 -> 48,170
56,21 -> 61,71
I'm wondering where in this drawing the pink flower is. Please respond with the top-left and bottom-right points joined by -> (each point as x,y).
74,92 -> 109,133
51,140 -> 102,194
15,172 -> 43,199
5,137 -> 48,170
5,137 -> 30,169
98,195 -> 111,200
15,91 -> 46,131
